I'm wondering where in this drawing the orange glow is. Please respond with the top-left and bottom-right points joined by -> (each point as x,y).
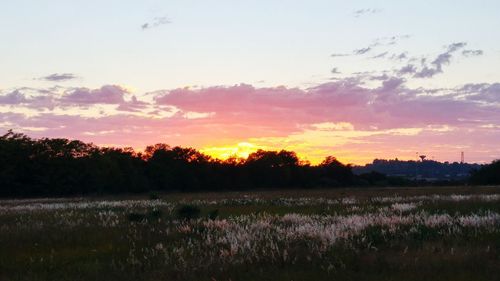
201,142 -> 265,160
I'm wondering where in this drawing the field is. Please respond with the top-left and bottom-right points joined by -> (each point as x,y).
1,186 -> 500,281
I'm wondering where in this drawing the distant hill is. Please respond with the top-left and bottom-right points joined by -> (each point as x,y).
353,159 -> 482,181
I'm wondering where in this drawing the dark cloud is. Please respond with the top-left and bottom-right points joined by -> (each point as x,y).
141,16 -> 171,30
39,73 -> 77,82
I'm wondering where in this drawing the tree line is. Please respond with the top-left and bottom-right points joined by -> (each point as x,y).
0,130 -> 498,197
353,158 -> 481,181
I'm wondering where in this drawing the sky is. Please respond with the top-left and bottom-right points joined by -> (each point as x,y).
1,0 -> 500,164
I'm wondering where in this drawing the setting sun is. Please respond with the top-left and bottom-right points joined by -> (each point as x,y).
201,142 -> 263,160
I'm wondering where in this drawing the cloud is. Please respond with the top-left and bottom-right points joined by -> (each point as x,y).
349,41 -> 478,80
331,67 -> 341,74
462,49 -> 484,57
391,42 -> 468,78
370,52 -> 388,59
59,85 -> 149,112
0,38 -> 496,163
331,53 -> 350,57
0,85 -> 149,112
353,8 -> 381,18
152,77 -> 498,134
116,96 -> 149,112
354,47 -> 372,55
62,85 -> 128,105
3,76 -> 500,164
397,64 -> 417,76
141,16 -> 171,30
460,83 -> 500,103
0,89 -> 56,109
413,66 -> 441,78
0,90 -> 27,105
390,52 -> 408,61
371,35 -> 411,48
38,73 -> 77,82
351,35 -> 410,57
414,43 -> 467,78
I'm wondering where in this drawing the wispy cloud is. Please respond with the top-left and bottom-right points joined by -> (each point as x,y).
353,47 -> 372,55
390,52 -> 408,61
331,53 -> 350,57
413,42 -> 467,78
370,52 -> 388,59
141,16 -> 171,30
347,35 -> 411,57
370,35 -> 411,47
462,49 -> 484,57
38,73 -> 77,82
387,42 -> 471,79
353,8 -> 381,18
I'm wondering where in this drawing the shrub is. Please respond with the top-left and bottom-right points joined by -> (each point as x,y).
176,204 -> 201,220
127,212 -> 146,222
149,209 -> 163,219
208,209 -> 219,220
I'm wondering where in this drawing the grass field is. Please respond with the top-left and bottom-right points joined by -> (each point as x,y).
1,186 -> 499,281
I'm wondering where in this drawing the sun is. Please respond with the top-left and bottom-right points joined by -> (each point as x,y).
201,142 -> 263,160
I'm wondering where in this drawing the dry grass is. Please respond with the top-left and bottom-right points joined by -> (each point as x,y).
1,186 -> 499,281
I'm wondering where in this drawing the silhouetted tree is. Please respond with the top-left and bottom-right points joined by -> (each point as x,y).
470,160 -> 500,185
1,130 -> 486,198
318,156 -> 354,186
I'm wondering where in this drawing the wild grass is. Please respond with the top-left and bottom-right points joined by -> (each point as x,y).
0,186 -> 499,281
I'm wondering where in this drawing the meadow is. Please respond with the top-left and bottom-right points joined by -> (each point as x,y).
1,186 -> 499,281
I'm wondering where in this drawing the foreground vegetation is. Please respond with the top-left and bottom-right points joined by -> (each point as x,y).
1,187 -> 499,281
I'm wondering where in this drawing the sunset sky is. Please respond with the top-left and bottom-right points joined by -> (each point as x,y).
1,1 -> 500,164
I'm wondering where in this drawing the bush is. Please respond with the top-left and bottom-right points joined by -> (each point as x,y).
149,209 -> 163,219
128,212 -> 146,222
176,205 -> 201,220
208,209 -> 219,220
